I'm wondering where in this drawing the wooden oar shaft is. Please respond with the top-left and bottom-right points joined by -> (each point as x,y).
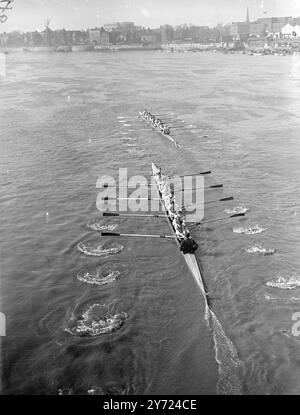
104,184 -> 222,189
196,213 -> 245,225
170,171 -> 211,179
101,232 -> 175,239
177,184 -> 223,191
103,212 -> 165,218
109,197 -> 160,201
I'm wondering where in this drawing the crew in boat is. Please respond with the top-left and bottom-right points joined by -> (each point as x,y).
180,231 -> 199,255
163,125 -> 170,135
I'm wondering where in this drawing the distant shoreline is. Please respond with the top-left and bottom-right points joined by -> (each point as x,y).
0,45 -> 162,54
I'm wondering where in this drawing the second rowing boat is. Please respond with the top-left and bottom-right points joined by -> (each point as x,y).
139,112 -> 181,148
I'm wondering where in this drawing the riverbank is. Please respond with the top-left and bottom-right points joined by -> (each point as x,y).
0,44 -> 162,54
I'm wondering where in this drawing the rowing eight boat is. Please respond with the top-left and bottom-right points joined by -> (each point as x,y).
139,112 -> 181,148
152,162 -> 209,307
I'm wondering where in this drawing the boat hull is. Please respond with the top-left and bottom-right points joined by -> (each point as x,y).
151,162 -> 207,303
139,113 -> 181,148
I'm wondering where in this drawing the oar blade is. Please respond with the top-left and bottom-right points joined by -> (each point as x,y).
219,196 -> 234,202
230,213 -> 245,218
103,212 -> 119,217
101,232 -> 120,236
210,184 -> 223,189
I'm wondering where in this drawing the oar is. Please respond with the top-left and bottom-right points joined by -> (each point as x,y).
103,183 -> 223,190
103,212 -> 166,218
181,197 -> 234,210
101,232 -> 175,239
205,196 -> 234,204
182,196 -> 234,208
177,184 -> 223,191
194,213 -> 246,225
170,171 -> 211,179
104,196 -> 161,201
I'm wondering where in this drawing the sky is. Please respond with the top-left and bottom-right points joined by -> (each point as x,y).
1,0 -> 300,32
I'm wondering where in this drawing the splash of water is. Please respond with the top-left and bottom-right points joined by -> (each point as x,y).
266,273 -> 300,290
225,206 -> 249,215
243,245 -> 275,255
233,225 -> 266,235
87,221 -> 118,231
77,240 -> 123,257
65,303 -> 127,337
77,266 -> 120,286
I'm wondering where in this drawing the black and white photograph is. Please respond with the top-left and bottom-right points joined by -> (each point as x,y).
1,0 -> 300,399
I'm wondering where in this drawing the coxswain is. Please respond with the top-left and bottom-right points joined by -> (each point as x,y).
180,231 -> 199,254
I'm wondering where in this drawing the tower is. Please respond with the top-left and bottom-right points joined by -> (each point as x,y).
246,6 -> 250,23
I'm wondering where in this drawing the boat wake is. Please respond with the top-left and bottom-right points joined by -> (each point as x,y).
77,239 -> 123,257
266,273 -> 300,290
243,245 -> 276,255
65,303 -> 127,337
77,263 -> 121,286
225,206 -> 249,215
233,225 -> 266,235
209,310 -> 243,395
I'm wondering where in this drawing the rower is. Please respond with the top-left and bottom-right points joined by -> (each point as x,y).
160,181 -> 170,197
173,213 -> 186,240
163,189 -> 175,210
168,200 -> 177,219
153,166 -> 162,181
180,231 -> 199,255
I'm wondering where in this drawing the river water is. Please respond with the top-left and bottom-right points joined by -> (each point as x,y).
1,51 -> 300,395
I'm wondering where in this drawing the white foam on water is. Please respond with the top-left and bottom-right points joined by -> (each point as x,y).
225,206 -> 250,215
266,273 -> 300,290
209,309 -> 243,395
77,270 -> 120,286
87,222 -> 118,231
77,241 -> 123,257
65,303 -> 127,337
243,245 -> 276,255
233,225 -> 266,235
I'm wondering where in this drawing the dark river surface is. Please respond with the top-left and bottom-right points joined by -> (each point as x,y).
1,50 -> 300,395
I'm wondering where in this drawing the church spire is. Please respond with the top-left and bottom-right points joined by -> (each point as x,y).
246,6 -> 250,23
